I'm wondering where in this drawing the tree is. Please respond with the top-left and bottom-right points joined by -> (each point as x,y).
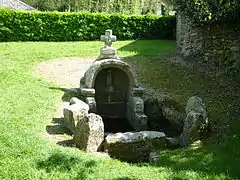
169,0 -> 240,24
23,0 -> 62,11
23,0 -> 168,14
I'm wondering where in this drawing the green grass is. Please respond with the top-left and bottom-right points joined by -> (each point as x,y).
0,40 -> 239,180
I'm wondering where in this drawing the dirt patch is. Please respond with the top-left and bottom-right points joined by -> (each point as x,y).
35,57 -> 91,146
35,57 -> 96,88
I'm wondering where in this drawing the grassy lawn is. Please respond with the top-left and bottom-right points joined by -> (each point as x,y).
0,40 -> 239,180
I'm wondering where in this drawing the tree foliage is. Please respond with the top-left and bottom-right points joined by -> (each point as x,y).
170,0 -> 240,24
22,0 -> 166,14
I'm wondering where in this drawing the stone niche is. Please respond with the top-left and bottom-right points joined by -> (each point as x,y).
80,30 -> 148,133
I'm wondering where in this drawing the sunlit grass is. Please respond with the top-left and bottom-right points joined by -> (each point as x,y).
0,40 -> 239,179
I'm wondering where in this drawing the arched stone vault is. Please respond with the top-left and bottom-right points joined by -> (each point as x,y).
80,58 -> 148,131
84,59 -> 139,89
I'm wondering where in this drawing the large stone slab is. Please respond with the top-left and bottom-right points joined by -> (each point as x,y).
63,98 -> 89,133
143,89 -> 184,135
74,113 -> 104,153
103,131 -> 166,162
180,96 -> 209,146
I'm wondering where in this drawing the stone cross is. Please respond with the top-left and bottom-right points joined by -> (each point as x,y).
100,30 -> 117,47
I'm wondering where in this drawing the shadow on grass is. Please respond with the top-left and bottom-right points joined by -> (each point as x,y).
49,87 -> 84,102
46,118 -> 74,147
113,178 -> 137,180
118,40 -> 176,57
137,140 -> 240,179
43,42 -> 239,179
57,139 -> 74,147
47,87 -> 86,148
116,52 -> 240,179
121,55 -> 240,133
37,152 -> 96,179
46,118 -> 72,135
76,160 -> 97,180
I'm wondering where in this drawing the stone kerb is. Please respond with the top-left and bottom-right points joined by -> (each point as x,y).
63,97 -> 90,133
104,131 -> 166,162
83,59 -> 139,89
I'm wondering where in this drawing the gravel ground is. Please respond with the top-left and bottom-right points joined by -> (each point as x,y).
35,56 -> 96,88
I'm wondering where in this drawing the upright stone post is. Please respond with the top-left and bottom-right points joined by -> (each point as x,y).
74,113 -> 104,152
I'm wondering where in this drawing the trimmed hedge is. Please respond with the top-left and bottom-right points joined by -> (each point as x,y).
0,9 -> 176,41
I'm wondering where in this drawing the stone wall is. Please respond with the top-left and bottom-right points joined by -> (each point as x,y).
176,13 -> 240,73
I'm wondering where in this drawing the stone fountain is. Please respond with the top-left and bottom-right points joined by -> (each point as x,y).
63,30 -> 210,162
80,29 -> 148,132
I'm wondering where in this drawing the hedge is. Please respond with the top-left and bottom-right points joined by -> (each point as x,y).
0,9 -> 176,41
